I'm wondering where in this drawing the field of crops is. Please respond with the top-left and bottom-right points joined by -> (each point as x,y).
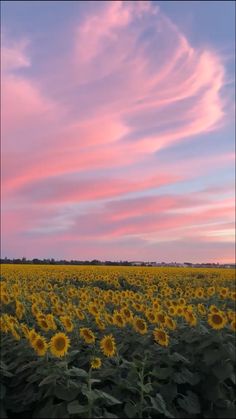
0,264 -> 235,419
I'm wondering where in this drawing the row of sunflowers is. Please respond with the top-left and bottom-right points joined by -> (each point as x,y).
0,264 -> 235,418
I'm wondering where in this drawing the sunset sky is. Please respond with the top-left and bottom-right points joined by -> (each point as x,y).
1,1 -> 235,262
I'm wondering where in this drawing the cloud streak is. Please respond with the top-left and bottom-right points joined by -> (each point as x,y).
1,1 -> 234,262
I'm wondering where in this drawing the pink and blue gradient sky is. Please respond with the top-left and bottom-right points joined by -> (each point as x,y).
1,1 -> 235,262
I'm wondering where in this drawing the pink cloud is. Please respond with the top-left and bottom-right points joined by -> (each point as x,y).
1,1 -> 234,262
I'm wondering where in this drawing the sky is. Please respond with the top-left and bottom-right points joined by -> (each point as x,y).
1,0 -> 235,263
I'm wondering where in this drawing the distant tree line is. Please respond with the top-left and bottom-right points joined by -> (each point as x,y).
0,257 -> 234,268
0,257 -> 137,266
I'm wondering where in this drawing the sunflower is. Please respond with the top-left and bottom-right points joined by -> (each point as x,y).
133,302 -> 142,312
209,305 -> 219,314
230,291 -> 236,301
195,289 -> 204,299
185,311 -> 197,327
28,329 -> 38,345
120,307 -> 133,323
168,306 -> 177,317
100,334 -> 116,357
60,316 -> 74,332
208,312 -> 227,330
46,314 -> 57,330
197,303 -> 206,316
95,317 -> 106,331
37,318 -> 50,332
21,323 -> 30,338
91,357 -> 102,369
75,308 -> 85,320
145,309 -> 157,324
219,288 -> 228,299
133,316 -> 147,334
1,294 -> 10,305
31,303 -> 40,317
178,298 -> 186,306
50,332 -> 70,357
206,286 -> 214,296
32,335 -> 48,356
227,310 -> 235,321
156,312 -> 166,325
153,328 -> 169,347
11,327 -> 21,341
165,316 -> 176,330
176,306 -> 184,317
107,313 -> 115,325
113,312 -> 126,328
230,320 -> 236,332
88,303 -> 99,317
80,328 -> 95,344
152,301 -> 160,311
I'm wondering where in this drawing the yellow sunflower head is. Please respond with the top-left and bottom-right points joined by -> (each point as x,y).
165,316 -> 177,330
95,318 -> 106,331
37,318 -> 50,332
133,317 -> 147,334
100,334 -> 116,357
113,312 -> 125,328
208,312 -> 227,330
80,328 -> 96,344
168,306 -> 177,317
21,324 -> 30,338
185,311 -> 197,327
91,357 -> 102,369
32,335 -> 48,356
145,310 -> 157,324
50,332 -> 70,357
28,329 -> 38,345
197,304 -> 206,316
121,307 -> 133,322
60,316 -> 74,332
230,320 -> 236,332
153,328 -> 169,347
156,312 -> 166,324
75,308 -> 85,320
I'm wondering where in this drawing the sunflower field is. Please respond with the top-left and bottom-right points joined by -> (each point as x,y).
0,264 -> 235,418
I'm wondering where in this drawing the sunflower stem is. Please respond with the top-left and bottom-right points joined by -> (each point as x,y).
88,367 -> 93,419
138,358 -> 146,419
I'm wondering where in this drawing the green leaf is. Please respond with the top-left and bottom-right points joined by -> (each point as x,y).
33,399 -> 55,418
0,402 -> 8,419
229,372 -> 236,385
66,367 -> 88,378
152,367 -> 172,380
124,402 -> 137,418
103,409 -> 119,418
68,350 -> 80,358
224,342 -> 236,363
149,394 -> 174,417
177,391 -> 201,414
90,379 -> 101,384
67,400 -> 88,415
54,384 -> 79,402
0,384 -> 6,400
213,362 -> 233,381
216,406 -> 236,418
140,383 -> 153,394
204,348 -> 221,366
160,383 -> 178,403
169,352 -> 190,364
39,375 -> 57,387
93,390 -> 122,405
174,368 -> 200,385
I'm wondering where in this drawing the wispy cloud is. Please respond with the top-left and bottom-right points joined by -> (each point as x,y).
1,1 -> 234,261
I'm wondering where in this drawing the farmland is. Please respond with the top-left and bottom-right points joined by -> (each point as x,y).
0,264 -> 235,418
